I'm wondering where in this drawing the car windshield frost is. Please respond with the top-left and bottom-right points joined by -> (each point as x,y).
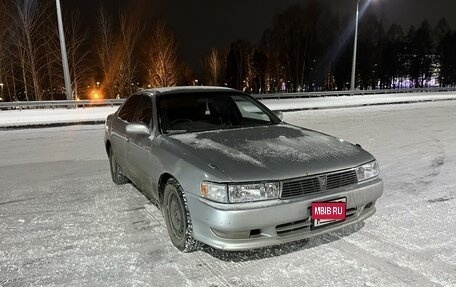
158,92 -> 279,134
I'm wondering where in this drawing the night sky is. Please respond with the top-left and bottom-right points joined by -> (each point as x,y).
64,0 -> 456,72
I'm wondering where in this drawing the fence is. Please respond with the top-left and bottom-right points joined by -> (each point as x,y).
0,99 -> 125,110
252,87 -> 456,100
1,87 -> 456,110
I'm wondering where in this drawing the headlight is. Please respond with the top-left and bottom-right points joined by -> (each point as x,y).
201,181 -> 280,203
229,182 -> 280,203
356,161 -> 379,182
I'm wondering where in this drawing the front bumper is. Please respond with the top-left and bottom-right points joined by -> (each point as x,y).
186,178 -> 383,251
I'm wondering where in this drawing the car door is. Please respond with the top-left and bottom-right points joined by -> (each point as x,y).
110,94 -> 141,173
125,94 -> 155,195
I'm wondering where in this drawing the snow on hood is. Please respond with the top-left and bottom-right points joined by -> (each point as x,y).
169,124 -> 373,181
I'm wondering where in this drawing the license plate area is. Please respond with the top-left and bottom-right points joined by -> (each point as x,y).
311,198 -> 346,228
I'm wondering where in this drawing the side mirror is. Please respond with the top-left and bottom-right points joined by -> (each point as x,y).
273,110 -> 283,121
126,123 -> 150,135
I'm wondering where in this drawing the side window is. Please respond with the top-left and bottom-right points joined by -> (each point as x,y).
132,95 -> 153,127
118,95 -> 140,122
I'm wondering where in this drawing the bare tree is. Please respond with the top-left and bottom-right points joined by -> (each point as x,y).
5,60 -> 18,101
11,0 -> 51,100
96,5 -> 147,98
0,1 -> 9,99
42,10 -> 63,100
96,5 -> 118,97
119,11 -> 143,95
180,63 -> 196,86
8,28 -> 32,102
66,10 -> 90,99
17,46 -> 29,100
144,22 -> 180,88
225,39 -> 252,90
203,48 -> 223,85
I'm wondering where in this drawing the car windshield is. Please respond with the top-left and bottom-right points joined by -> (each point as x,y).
158,92 -> 279,134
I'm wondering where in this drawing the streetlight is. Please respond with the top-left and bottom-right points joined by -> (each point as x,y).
350,0 -> 375,92
96,81 -> 100,88
55,0 -> 73,102
350,0 -> 360,92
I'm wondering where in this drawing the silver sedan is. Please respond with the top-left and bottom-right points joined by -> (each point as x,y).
104,87 -> 383,252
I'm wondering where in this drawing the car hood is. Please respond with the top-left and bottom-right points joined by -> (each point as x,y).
167,124 -> 374,182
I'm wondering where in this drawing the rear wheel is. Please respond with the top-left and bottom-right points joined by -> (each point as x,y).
162,178 -> 200,252
108,147 -> 129,185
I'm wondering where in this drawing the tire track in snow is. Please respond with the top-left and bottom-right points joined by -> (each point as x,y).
138,191 -> 302,286
420,136 -> 446,187
118,182 -> 250,286
333,241 -> 439,286
337,234 -> 455,286
359,229 -> 456,272
120,184 -> 143,199
143,202 -> 165,228
191,256 -> 232,287
141,199 -> 231,286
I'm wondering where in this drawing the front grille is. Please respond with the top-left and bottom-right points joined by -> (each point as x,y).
281,177 -> 320,198
326,170 -> 358,190
280,170 -> 358,199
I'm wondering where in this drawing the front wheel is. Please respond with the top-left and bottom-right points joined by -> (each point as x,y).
162,178 -> 200,252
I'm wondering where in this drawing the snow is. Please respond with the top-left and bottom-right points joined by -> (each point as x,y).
172,125 -> 361,169
0,106 -> 118,127
245,130 -> 361,162
172,134 -> 266,167
261,91 -> 456,111
1,92 -> 456,127
0,101 -> 456,286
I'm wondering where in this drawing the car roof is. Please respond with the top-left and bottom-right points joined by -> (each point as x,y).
139,86 -> 236,96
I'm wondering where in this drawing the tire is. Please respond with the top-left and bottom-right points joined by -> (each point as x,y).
108,147 -> 129,185
162,178 -> 200,252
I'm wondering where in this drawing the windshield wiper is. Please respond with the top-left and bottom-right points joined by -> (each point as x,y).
222,123 -> 272,130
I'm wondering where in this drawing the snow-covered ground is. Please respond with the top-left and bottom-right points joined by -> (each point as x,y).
0,106 -> 118,128
262,91 -> 456,111
0,101 -> 455,286
1,92 -> 456,127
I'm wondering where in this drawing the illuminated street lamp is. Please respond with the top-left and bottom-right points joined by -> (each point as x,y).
350,0 -> 374,92
96,81 -> 100,88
